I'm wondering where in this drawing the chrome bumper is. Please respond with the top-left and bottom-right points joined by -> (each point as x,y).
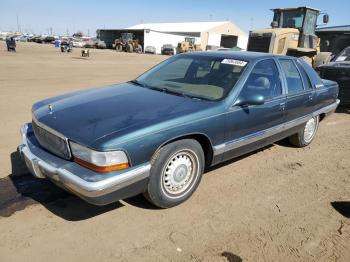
19,123 -> 151,205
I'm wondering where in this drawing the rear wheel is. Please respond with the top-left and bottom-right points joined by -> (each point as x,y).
116,45 -> 123,52
144,139 -> 204,208
289,115 -> 319,147
137,44 -> 143,53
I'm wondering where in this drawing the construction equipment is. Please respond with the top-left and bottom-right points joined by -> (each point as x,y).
177,37 -> 202,53
114,33 -> 142,53
60,40 -> 73,52
247,6 -> 332,68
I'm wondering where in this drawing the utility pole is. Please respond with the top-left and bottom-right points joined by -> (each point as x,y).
16,13 -> 20,32
250,17 -> 254,31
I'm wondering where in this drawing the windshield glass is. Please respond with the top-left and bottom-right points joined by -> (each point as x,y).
122,33 -> 133,41
280,10 -> 305,29
335,47 -> 350,62
135,55 -> 248,101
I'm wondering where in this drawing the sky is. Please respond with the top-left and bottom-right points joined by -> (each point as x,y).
0,0 -> 349,36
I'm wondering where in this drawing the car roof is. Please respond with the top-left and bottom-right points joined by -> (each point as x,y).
180,51 -> 292,62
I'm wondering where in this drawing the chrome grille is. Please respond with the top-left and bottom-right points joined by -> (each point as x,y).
32,119 -> 71,160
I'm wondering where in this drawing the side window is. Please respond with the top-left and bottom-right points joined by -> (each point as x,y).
239,59 -> 282,100
296,60 -> 312,89
298,59 -> 323,87
279,59 -> 304,94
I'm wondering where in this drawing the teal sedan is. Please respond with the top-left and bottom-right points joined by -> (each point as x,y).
19,52 -> 339,208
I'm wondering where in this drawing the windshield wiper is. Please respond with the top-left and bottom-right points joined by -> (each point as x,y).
129,79 -> 145,87
148,86 -> 199,99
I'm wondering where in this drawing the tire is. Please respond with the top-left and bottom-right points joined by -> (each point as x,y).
116,45 -> 123,52
144,139 -> 205,208
137,44 -> 143,53
127,43 -> 133,53
289,115 -> 319,147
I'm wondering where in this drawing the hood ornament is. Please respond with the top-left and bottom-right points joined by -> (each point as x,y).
48,104 -> 53,114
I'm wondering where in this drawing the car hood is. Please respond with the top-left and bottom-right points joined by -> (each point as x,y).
318,61 -> 350,69
32,83 -> 214,149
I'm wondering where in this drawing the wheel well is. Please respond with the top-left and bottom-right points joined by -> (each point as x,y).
319,113 -> 326,122
161,134 -> 214,168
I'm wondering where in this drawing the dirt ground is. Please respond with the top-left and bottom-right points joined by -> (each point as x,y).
0,42 -> 349,262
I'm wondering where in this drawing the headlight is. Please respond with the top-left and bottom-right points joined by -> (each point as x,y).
69,141 -> 129,173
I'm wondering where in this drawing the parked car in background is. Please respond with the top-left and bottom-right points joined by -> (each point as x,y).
42,35 -> 55,44
33,35 -> 43,43
83,38 -> 95,48
27,35 -> 37,42
317,46 -> 350,106
72,38 -> 84,48
14,35 -> 22,41
95,39 -> 106,49
19,52 -> 339,209
161,44 -> 175,55
217,47 -> 230,51
205,45 -> 220,51
145,46 -> 156,54
19,35 -> 29,42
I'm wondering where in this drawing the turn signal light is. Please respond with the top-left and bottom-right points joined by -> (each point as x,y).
74,158 -> 129,173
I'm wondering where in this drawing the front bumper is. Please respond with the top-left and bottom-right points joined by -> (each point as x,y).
18,123 -> 151,205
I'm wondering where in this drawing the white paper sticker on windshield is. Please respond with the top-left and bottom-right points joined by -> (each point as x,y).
336,56 -> 347,62
221,59 -> 247,67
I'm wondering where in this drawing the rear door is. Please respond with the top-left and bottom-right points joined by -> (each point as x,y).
278,59 -> 314,122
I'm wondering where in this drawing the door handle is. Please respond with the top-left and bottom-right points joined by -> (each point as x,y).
279,102 -> 286,111
308,94 -> 313,101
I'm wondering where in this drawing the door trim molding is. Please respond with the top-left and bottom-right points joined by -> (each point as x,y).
213,100 -> 339,156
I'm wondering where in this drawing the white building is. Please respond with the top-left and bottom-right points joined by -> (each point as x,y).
97,21 -> 248,54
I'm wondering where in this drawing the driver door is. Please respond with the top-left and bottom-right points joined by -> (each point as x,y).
223,59 -> 287,161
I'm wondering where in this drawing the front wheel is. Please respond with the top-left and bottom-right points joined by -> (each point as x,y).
144,139 -> 204,208
289,115 -> 319,147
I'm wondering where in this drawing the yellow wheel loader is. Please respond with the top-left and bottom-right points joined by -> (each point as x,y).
177,37 -> 202,53
247,6 -> 332,68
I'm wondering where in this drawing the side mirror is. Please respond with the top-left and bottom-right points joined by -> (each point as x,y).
270,21 -> 278,28
234,94 -> 265,107
323,14 -> 329,24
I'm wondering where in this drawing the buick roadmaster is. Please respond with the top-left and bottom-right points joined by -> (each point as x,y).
19,52 -> 339,208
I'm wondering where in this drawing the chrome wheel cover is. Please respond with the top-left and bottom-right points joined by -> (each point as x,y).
304,117 -> 317,143
161,150 -> 199,198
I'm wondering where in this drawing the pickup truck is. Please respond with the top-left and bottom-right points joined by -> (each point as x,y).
19,52 -> 339,208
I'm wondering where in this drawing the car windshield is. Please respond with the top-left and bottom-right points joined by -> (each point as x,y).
135,55 -> 248,101
335,47 -> 350,62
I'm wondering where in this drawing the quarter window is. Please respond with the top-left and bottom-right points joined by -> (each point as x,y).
239,59 -> 282,100
296,60 -> 312,89
279,59 -> 304,94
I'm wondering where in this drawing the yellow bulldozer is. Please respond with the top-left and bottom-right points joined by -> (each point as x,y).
247,6 -> 332,68
114,33 -> 142,53
177,37 -> 202,53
